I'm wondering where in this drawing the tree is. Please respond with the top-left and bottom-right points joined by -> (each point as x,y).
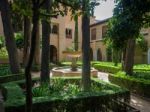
106,0 -> 150,75
81,7 -> 91,91
0,0 -> 21,74
24,0 -> 42,111
23,16 -> 31,66
74,14 -> 79,51
40,0 -> 51,83
55,0 -> 99,91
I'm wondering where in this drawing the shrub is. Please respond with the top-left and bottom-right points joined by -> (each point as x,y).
3,78 -> 130,112
0,47 -> 8,59
93,64 -> 120,73
0,36 -> 5,49
0,73 -> 24,83
109,72 -> 150,98
14,33 -> 24,49
0,66 -> 11,76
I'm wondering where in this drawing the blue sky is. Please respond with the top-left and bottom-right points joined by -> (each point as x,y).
95,0 -> 116,20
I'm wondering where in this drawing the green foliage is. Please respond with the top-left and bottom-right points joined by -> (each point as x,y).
32,84 -> 50,97
0,47 -> 8,59
136,34 -> 148,51
93,61 -> 150,73
3,78 -> 130,112
0,73 -> 24,83
106,0 -> 150,49
61,61 -> 82,66
93,63 -> 120,73
109,72 -> 150,98
0,36 -> 5,49
0,67 -> 11,76
14,33 -> 24,49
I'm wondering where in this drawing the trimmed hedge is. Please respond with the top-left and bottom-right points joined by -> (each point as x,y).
93,62 -> 150,73
2,78 -> 130,112
109,72 -> 150,98
0,73 -> 24,83
93,64 -> 120,73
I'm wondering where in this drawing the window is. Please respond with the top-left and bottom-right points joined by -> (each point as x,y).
91,28 -> 96,40
52,24 -> 58,34
102,26 -> 108,38
66,28 -> 72,39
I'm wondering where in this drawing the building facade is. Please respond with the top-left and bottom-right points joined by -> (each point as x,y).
0,10 -> 97,63
90,18 -> 150,64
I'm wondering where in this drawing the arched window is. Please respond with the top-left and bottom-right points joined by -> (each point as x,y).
50,45 -> 57,63
52,25 -> 58,34
90,48 -> 93,61
97,48 -> 102,61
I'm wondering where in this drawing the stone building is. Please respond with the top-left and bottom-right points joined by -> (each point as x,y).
0,9 -> 95,63
90,18 -> 150,64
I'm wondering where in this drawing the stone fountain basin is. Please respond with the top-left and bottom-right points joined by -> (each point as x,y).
52,67 -> 98,78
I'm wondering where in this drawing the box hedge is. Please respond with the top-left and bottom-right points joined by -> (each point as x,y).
2,78 -> 131,112
109,72 -> 150,98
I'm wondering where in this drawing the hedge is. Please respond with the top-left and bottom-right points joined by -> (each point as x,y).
0,73 -> 24,83
2,78 -> 131,112
93,64 -> 120,73
109,72 -> 150,98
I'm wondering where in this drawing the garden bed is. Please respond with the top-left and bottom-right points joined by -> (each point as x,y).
92,62 -> 150,73
2,78 -> 133,112
109,72 -> 150,98
0,66 -> 24,83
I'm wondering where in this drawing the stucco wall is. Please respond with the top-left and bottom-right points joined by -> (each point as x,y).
90,22 -> 108,61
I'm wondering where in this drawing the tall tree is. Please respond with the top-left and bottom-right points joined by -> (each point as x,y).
82,0 -> 91,91
74,14 -> 79,51
40,0 -> 51,83
0,0 -> 21,74
23,16 -> 31,66
25,0 -> 41,111
106,0 -> 150,75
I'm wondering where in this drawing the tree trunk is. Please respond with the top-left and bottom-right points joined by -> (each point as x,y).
33,23 -> 40,65
23,16 -> 31,66
40,0 -> 51,83
82,12 -> 91,91
25,1 -> 40,112
124,39 -> 136,75
74,15 -> 79,51
0,0 -> 20,74
122,48 -> 126,71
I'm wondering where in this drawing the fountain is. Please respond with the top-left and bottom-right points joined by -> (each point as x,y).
52,51 -> 98,77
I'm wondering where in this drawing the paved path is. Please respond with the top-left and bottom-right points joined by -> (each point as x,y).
98,72 -> 150,112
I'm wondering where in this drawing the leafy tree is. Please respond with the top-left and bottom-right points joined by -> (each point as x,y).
106,0 -> 150,75
0,0 -> 21,74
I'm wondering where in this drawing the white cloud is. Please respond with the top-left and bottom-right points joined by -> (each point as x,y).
95,0 -> 115,20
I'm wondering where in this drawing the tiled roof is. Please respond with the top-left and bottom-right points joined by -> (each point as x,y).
90,18 -> 111,27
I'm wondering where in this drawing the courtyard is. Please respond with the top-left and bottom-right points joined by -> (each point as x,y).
0,0 -> 150,112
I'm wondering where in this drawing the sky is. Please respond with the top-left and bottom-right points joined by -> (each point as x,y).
95,0 -> 116,20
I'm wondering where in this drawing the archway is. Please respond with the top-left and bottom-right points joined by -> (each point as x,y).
97,48 -> 102,61
50,45 -> 57,63
90,48 -> 93,61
